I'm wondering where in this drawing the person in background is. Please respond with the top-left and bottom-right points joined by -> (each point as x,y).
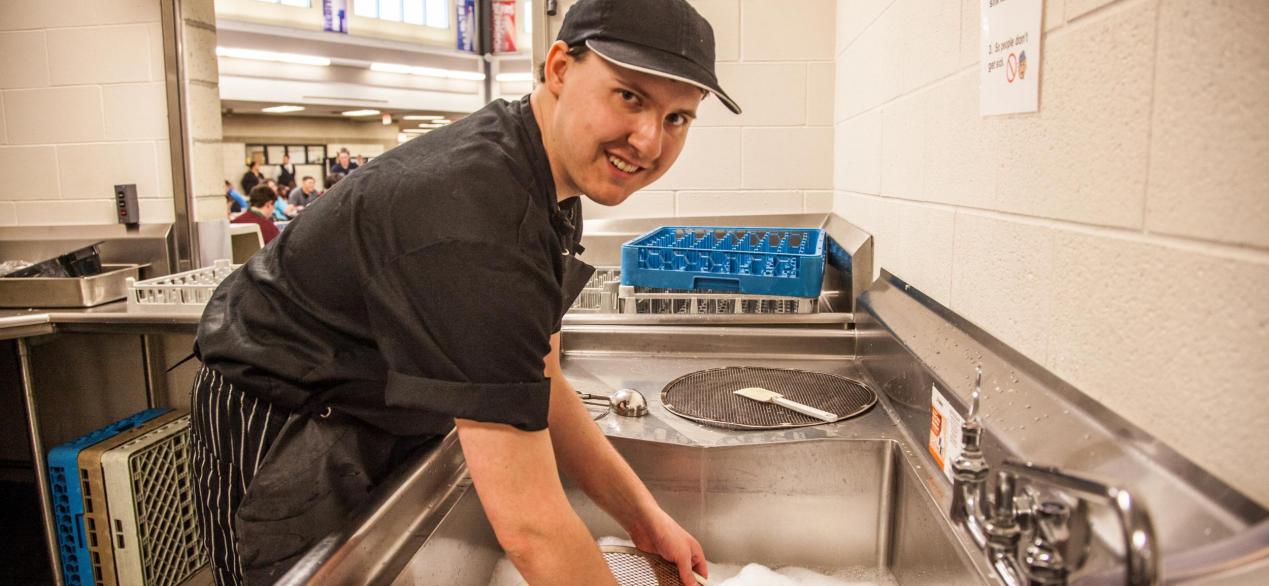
224,180 -> 247,216
355,154 -> 367,168
324,173 -> 344,190
231,184 -> 281,244
288,176 -> 320,208
277,153 -> 297,189
329,147 -> 358,175
241,161 -> 264,194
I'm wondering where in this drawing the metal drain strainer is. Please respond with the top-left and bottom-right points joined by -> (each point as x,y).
661,367 -> 877,430
601,546 -> 706,585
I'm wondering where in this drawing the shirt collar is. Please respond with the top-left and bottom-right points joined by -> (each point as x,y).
514,96 -> 583,252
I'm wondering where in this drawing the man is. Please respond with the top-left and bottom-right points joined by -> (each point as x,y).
277,153 -> 296,189
287,175 -> 320,208
329,147 -> 357,175
230,184 -> 281,244
190,0 -> 739,584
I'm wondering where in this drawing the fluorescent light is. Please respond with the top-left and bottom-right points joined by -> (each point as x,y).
341,109 -> 381,117
402,128 -> 431,134
495,72 -> 532,82
216,47 -> 331,67
403,115 -> 445,121
371,62 -> 486,81
261,105 -> 305,113
417,123 -> 444,128
370,62 -> 414,75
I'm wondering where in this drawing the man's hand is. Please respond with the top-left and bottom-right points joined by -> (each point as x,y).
629,508 -> 708,585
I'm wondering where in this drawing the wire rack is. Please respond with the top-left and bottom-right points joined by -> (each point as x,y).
126,259 -> 238,312
569,267 -> 817,315
101,416 -> 205,586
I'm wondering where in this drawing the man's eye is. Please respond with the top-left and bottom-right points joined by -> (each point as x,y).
666,113 -> 687,127
619,90 -> 638,103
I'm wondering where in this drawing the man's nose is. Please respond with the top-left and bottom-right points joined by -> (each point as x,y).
628,113 -> 663,162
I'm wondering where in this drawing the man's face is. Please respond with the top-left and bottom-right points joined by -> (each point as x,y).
338,153 -> 350,166
547,50 -> 704,206
303,178 -> 316,192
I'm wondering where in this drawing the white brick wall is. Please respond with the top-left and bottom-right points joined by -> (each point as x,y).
581,0 -> 835,221
834,0 -> 1269,506
0,0 -> 172,226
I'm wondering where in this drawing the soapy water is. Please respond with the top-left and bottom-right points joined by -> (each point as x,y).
487,537 -> 896,586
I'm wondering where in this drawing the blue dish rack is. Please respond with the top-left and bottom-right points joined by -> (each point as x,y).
620,226 -> 826,298
47,408 -> 170,586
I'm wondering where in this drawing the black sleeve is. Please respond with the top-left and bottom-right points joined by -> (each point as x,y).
365,240 -> 562,431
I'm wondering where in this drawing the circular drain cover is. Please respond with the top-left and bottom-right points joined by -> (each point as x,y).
661,367 -> 877,430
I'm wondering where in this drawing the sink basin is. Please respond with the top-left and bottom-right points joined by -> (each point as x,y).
393,438 -> 981,585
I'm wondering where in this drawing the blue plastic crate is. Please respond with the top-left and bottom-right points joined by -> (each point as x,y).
47,408 -> 169,586
620,226 -> 826,298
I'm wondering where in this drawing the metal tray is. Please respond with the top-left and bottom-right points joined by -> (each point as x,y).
0,264 -> 142,308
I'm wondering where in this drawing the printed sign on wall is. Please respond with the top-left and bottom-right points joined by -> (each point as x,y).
980,0 -> 1042,116
323,0 -> 348,33
457,0 -> 476,52
492,0 -> 518,53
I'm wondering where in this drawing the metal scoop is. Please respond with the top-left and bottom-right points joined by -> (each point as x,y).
578,389 -> 649,418
733,386 -> 838,422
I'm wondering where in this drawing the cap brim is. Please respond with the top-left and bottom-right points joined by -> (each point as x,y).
585,39 -> 741,115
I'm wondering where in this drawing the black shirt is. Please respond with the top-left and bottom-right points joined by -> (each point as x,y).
197,96 -> 589,436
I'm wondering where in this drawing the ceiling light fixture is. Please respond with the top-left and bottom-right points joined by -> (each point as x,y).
216,47 -> 331,66
402,128 -> 431,134
341,109 -> 381,117
261,105 -> 305,113
495,72 -> 533,82
370,62 -> 486,81
403,115 -> 445,121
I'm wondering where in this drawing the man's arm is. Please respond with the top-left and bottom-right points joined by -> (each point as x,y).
455,418 -> 618,585
543,333 -> 708,584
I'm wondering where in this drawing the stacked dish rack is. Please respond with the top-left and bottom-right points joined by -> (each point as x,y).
47,410 -> 205,586
126,259 -> 238,312
570,268 -> 818,315
573,226 -> 827,316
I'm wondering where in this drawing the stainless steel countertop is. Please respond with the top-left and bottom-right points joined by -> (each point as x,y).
563,355 -> 901,449
0,302 -> 202,340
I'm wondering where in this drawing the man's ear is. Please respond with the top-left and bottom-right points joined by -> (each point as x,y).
543,40 -> 571,96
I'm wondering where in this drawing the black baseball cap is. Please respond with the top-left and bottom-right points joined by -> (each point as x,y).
556,0 -> 741,114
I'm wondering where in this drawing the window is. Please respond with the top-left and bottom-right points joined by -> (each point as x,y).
255,0 -> 312,6
354,0 -> 449,28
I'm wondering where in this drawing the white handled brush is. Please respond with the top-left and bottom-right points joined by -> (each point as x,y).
733,387 -> 839,423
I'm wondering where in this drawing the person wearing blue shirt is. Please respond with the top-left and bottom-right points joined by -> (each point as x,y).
224,180 -> 248,214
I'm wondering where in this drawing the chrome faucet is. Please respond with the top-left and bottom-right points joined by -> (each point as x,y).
948,368 -> 1160,586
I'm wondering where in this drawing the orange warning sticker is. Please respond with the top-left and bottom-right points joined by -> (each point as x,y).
928,384 -> 964,481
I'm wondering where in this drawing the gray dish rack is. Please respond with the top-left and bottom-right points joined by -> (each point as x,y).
571,266 -> 817,315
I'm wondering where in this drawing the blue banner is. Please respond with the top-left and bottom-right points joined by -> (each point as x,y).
323,0 -> 348,33
456,0 -> 476,52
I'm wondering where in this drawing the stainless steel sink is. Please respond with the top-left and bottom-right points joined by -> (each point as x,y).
394,437 -> 980,585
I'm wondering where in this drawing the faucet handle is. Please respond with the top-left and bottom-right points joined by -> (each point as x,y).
1024,501 -> 1071,585
1036,501 -> 1071,545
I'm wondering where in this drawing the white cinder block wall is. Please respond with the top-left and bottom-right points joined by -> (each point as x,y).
834,0 -> 1269,506
581,0 -> 837,220
0,1 -> 174,226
